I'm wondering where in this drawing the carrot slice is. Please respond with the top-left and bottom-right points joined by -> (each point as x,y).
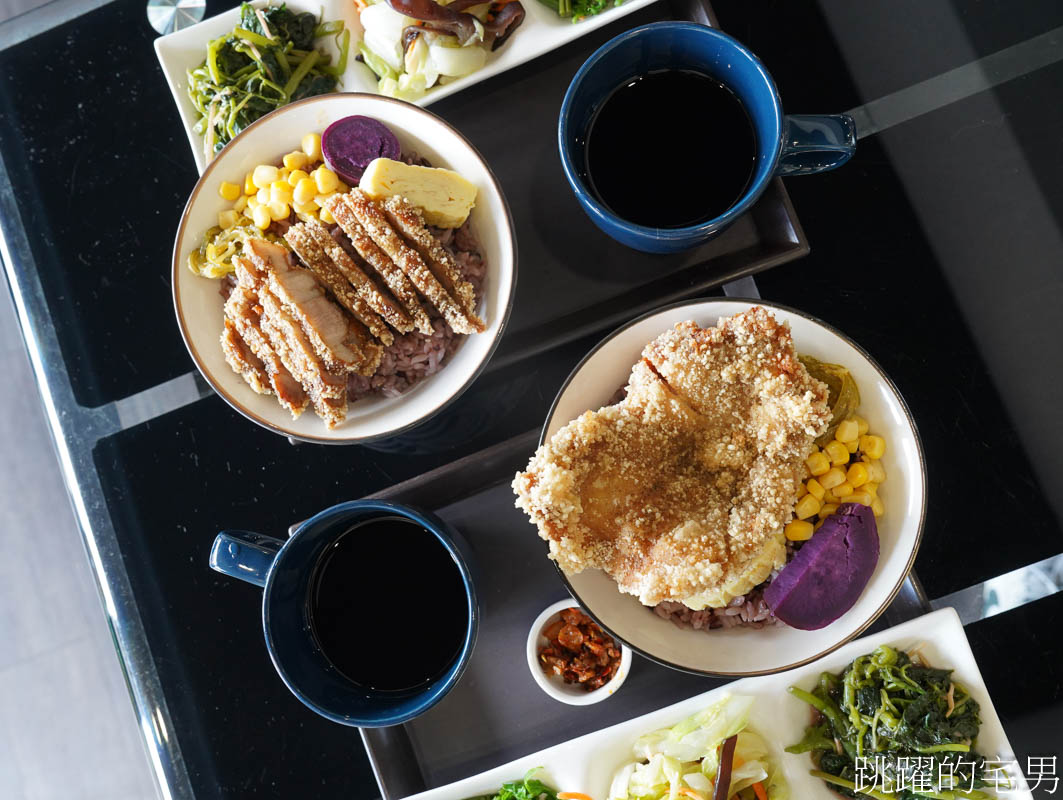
677,790 -> 706,800
752,781 -> 768,800
558,793 -> 594,800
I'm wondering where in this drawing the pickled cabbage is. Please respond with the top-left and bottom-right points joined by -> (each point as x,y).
608,695 -> 789,800
799,355 -> 860,446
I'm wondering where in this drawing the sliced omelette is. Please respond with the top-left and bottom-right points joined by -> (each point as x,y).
513,307 -> 831,609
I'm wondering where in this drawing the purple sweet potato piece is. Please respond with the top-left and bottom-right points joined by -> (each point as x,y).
321,116 -> 400,184
764,503 -> 880,630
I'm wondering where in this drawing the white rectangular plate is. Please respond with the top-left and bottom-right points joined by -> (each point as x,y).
155,0 -> 663,174
404,608 -> 1032,800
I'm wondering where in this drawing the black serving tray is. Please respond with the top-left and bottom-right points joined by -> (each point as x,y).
358,427 -> 930,800
423,0 -> 807,369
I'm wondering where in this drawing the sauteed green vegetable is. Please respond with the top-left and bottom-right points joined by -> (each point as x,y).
187,3 -> 349,160
787,646 -> 1001,799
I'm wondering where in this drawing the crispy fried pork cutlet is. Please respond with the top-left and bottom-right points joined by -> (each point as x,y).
382,196 -> 480,323
299,218 -> 415,335
343,189 -> 484,335
223,285 -> 309,417
221,318 -> 271,396
246,238 -> 380,376
325,193 -> 435,334
284,223 -> 394,346
512,308 -> 831,610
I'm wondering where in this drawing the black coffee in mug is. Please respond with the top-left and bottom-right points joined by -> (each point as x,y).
584,69 -> 757,228
307,516 -> 468,692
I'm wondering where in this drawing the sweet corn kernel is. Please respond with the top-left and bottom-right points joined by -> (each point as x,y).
860,434 -> 886,459
854,416 -> 869,436
287,169 -> 309,187
314,166 -> 340,194
794,494 -> 821,520
806,478 -> 825,501
819,466 -> 846,490
846,439 -> 859,453
302,133 -> 322,161
283,151 -> 309,170
218,181 -> 241,202
279,167 -> 291,182
256,187 -> 270,205
217,209 -> 239,229
233,195 -> 248,213
252,205 -> 271,230
835,418 -> 859,443
871,496 -> 885,517
295,211 -> 317,224
270,181 -> 293,205
864,482 -> 879,498
846,462 -> 870,488
242,204 -> 254,219
247,195 -> 261,210
252,164 -> 279,190
832,481 -> 854,498
825,440 -> 849,466
785,520 -> 814,542
805,451 -> 830,476
314,192 -> 339,208
267,200 -> 290,221
243,172 -> 256,195
820,503 -> 839,517
293,178 -> 317,205
336,180 -> 349,193
318,206 -> 335,224
293,199 -> 319,214
796,483 -> 808,499
863,459 -> 886,483
840,492 -> 873,506
814,518 -> 826,531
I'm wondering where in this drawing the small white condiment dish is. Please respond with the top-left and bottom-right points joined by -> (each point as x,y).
526,599 -> 632,706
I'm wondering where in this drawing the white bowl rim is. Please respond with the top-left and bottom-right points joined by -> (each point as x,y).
539,297 -> 928,677
171,92 -> 518,445
526,598 -> 633,705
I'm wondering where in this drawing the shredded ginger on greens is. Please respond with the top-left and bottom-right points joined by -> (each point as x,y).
187,3 -> 349,160
787,645 -> 1003,800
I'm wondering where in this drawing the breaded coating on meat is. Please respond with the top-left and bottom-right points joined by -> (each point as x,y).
512,308 -> 831,609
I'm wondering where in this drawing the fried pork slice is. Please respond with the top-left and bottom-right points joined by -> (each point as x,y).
223,285 -> 309,417
324,194 -> 434,334
283,223 -> 395,346
344,189 -> 483,335
257,287 -> 348,429
299,217 -> 415,335
512,308 -> 831,610
245,238 -> 380,376
382,196 -> 481,323
221,318 -> 271,395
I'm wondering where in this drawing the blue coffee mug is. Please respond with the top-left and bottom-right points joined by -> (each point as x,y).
559,22 -> 856,253
209,500 -> 479,727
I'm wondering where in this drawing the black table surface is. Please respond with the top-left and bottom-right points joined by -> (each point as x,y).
1,0 -> 1062,797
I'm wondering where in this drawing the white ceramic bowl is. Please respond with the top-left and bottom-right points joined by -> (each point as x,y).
172,93 -> 516,444
526,599 -> 632,705
541,299 -> 926,676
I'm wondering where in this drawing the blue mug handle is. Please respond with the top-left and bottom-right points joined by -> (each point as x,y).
776,114 -> 857,176
209,530 -> 285,588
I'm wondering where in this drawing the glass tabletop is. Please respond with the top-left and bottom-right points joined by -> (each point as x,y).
1,0 -> 1061,798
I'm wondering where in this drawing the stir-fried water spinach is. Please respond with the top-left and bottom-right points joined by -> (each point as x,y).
187,3 -> 349,160
787,646 -> 1000,799
464,770 -> 560,800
